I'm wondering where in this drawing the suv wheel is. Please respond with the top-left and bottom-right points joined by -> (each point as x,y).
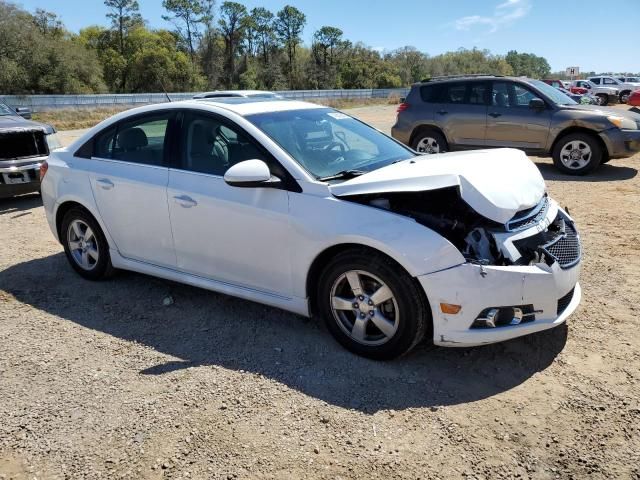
317,249 -> 430,360
596,94 -> 608,106
61,207 -> 114,280
620,91 -> 631,104
552,133 -> 602,175
411,129 -> 448,154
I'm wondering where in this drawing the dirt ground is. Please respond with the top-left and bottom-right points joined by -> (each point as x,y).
1,105 -> 639,480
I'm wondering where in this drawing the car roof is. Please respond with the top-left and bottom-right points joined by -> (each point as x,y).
185,98 -> 323,116
415,75 -> 532,86
193,90 -> 278,98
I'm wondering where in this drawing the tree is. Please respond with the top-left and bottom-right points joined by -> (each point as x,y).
311,26 -> 345,88
505,50 -> 551,79
250,7 -> 275,65
274,5 -> 306,89
162,0 -> 206,62
32,8 -> 64,38
103,0 -> 143,91
218,1 -> 247,87
386,46 -> 429,85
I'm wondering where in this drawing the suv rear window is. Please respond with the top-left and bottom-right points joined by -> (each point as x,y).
419,81 -> 488,105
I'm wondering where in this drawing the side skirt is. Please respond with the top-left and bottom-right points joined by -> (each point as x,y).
109,249 -> 310,317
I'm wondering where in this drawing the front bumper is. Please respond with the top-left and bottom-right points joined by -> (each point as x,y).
418,261 -> 581,347
0,159 -> 44,198
599,128 -> 640,158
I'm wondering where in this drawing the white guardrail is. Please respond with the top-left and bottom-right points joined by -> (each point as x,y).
0,88 -> 409,112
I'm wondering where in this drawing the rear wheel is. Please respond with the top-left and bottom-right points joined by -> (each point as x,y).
61,207 -> 114,280
317,249 -> 430,360
596,94 -> 608,106
620,90 -> 631,104
552,133 -> 602,175
411,129 -> 448,154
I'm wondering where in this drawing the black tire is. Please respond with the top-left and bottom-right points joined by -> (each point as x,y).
552,133 -> 602,175
596,94 -> 608,106
316,248 -> 431,360
61,207 -> 114,280
620,90 -> 631,104
411,128 -> 449,154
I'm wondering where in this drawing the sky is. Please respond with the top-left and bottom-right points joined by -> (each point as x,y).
15,0 -> 640,73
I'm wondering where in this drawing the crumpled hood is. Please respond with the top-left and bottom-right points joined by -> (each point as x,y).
330,148 -> 546,224
0,115 -> 54,134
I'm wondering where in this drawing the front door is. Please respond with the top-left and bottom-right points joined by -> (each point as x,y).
485,81 -> 552,151
167,110 -> 292,296
87,111 -> 177,268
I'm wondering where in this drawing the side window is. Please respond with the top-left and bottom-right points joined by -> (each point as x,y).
94,126 -> 117,158
420,84 -> 444,103
468,82 -> 488,105
104,112 -> 173,166
491,81 -> 511,107
512,84 -> 539,107
603,77 -> 616,85
181,112 -> 268,176
443,83 -> 466,104
591,78 -> 601,85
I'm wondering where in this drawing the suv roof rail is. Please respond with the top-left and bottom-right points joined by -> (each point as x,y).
420,74 -> 503,82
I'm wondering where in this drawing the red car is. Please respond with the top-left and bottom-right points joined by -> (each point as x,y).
628,90 -> 640,107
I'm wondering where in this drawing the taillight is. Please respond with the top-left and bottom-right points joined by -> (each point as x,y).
39,161 -> 48,181
396,102 -> 409,114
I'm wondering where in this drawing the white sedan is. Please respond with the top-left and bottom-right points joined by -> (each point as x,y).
41,98 -> 581,359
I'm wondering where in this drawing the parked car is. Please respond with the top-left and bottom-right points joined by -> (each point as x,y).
555,87 -> 597,105
0,102 -> 60,198
392,75 -> 640,175
41,98 -> 582,359
589,75 -> 640,103
570,80 -> 618,106
542,79 -> 566,89
628,89 -> 640,107
561,80 -> 571,89
193,90 -> 282,100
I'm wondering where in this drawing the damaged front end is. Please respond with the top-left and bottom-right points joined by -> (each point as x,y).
342,187 -> 581,271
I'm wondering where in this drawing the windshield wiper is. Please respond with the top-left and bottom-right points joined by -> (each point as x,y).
317,169 -> 367,182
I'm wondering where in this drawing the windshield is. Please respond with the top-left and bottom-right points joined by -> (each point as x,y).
527,79 -> 578,105
625,77 -> 639,82
246,108 -> 414,179
0,103 -> 16,116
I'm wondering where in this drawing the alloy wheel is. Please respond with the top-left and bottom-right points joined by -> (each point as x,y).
416,137 -> 440,154
329,269 -> 399,346
560,140 -> 592,170
67,219 -> 100,271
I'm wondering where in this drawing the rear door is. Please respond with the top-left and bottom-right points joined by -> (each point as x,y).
431,81 -> 489,148
87,111 -> 177,268
484,81 -> 552,151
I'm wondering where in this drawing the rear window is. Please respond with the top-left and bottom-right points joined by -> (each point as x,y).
419,81 -> 488,105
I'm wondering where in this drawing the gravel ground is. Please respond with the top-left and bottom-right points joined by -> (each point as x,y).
1,105 -> 639,479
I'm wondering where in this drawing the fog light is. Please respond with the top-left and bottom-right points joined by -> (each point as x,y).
440,303 -> 462,314
473,308 -> 499,328
472,305 -> 539,329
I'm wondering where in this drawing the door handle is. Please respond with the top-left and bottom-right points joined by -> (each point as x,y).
173,195 -> 198,208
96,178 -> 114,190
489,112 -> 502,118
437,110 -> 448,115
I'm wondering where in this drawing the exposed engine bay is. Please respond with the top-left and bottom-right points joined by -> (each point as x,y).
344,187 -> 581,269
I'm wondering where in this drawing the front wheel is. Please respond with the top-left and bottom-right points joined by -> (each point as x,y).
317,249 -> 430,360
596,94 -> 608,106
620,91 -> 631,104
552,133 -> 602,175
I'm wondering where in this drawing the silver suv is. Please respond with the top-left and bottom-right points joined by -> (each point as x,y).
392,75 -> 640,175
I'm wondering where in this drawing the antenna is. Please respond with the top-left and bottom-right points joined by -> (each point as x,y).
160,81 -> 172,103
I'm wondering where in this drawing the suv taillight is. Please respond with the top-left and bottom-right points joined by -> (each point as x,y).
396,102 -> 409,114
39,161 -> 48,181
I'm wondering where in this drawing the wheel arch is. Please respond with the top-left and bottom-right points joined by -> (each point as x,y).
55,200 -> 109,246
305,243 -> 431,317
551,126 -> 608,159
409,124 -> 449,147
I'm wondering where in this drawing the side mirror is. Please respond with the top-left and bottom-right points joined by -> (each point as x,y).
224,159 -> 281,188
529,98 -> 545,110
15,107 -> 32,119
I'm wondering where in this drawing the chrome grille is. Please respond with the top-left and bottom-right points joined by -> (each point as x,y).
542,221 -> 581,269
506,196 -> 549,232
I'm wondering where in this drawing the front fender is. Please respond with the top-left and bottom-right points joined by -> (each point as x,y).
289,190 -> 465,299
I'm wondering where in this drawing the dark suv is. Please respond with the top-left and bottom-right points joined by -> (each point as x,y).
392,75 -> 640,175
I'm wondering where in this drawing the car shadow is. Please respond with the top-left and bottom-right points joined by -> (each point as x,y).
0,193 -> 42,216
534,161 -> 637,182
0,253 -> 568,413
